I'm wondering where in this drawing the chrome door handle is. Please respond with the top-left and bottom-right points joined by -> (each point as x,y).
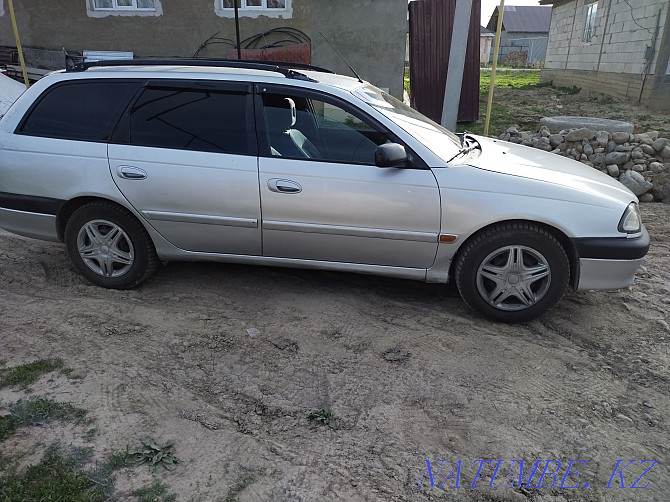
117,165 -> 147,180
268,178 -> 302,194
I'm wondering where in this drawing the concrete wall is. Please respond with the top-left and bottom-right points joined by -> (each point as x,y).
480,35 -> 493,64
0,0 -> 406,97
541,67 -> 655,101
541,0 -> 670,109
310,0 -> 407,98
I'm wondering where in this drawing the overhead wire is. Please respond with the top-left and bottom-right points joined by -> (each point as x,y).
194,27 -> 311,58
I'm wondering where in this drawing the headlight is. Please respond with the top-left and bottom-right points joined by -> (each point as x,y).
618,203 -> 641,233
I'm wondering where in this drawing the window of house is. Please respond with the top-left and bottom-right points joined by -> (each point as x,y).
582,2 -> 598,44
216,0 -> 291,18
88,0 -> 162,17
93,0 -> 156,10
221,0 -> 287,9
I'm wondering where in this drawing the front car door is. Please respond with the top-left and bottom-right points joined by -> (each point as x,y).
108,80 -> 261,255
257,85 -> 440,269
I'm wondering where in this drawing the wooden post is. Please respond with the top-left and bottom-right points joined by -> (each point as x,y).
484,0 -> 505,137
8,0 -> 30,88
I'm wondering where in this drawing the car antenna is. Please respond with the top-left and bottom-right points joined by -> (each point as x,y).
319,32 -> 364,83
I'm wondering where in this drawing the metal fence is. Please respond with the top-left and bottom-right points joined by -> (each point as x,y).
491,35 -> 548,67
408,0 -> 480,123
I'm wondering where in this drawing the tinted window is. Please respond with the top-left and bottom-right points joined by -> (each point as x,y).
19,81 -> 140,142
129,87 -> 253,155
262,92 -> 387,164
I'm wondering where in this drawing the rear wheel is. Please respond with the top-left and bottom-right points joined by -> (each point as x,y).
65,202 -> 158,289
455,222 -> 569,322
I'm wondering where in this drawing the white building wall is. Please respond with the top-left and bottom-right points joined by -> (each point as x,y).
544,0 -> 668,75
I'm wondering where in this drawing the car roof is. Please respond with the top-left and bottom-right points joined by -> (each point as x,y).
78,64 -> 367,93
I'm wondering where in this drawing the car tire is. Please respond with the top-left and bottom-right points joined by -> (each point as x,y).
64,201 -> 158,289
455,222 -> 569,322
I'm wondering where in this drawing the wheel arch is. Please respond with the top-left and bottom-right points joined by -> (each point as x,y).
56,196 -> 138,242
449,219 -> 580,289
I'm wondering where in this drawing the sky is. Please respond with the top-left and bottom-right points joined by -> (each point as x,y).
409,0 -> 543,26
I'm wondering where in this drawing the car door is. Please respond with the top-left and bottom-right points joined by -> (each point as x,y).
108,80 -> 261,255
257,85 -> 440,269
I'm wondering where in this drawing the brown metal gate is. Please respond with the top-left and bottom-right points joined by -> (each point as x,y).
409,0 -> 480,123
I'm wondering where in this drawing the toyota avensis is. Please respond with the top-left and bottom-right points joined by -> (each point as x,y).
0,60 -> 649,322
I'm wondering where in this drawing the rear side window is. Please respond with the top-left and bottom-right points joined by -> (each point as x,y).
128,87 -> 254,155
18,81 -> 140,142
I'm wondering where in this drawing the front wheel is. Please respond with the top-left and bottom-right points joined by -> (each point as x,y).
65,202 -> 158,289
455,222 -> 570,322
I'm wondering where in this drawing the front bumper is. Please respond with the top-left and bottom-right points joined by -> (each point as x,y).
572,226 -> 650,292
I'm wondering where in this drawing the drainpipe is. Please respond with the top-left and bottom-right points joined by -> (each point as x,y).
7,0 -> 29,88
234,0 -> 242,60
639,9 -> 662,103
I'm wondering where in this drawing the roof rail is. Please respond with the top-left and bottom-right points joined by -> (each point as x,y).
232,59 -> 333,74
67,58 -> 332,81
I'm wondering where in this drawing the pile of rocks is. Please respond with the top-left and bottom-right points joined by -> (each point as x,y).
501,51 -> 528,66
499,126 -> 670,202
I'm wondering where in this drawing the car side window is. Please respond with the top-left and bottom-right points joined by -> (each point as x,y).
261,92 -> 387,165
18,81 -> 141,142
129,87 -> 254,155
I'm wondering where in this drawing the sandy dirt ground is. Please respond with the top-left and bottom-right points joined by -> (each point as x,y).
0,204 -> 669,501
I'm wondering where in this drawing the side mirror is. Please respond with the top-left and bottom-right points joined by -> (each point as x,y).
375,143 -> 409,168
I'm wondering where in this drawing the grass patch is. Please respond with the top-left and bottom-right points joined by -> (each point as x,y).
133,479 -> 176,502
225,475 -> 255,502
480,69 -> 540,91
106,445 -> 134,470
0,397 -> 88,441
554,84 -> 582,95
457,70 -> 541,137
0,358 -> 64,389
307,408 -> 339,430
457,98 -> 515,137
0,452 -> 9,472
84,447 -> 141,496
404,68 -> 410,96
0,445 -> 107,502
531,106 -> 552,115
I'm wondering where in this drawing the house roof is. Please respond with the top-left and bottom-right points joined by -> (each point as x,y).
486,5 -> 552,33
480,26 -> 494,36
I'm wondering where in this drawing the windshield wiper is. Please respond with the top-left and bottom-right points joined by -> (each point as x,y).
446,135 -> 480,164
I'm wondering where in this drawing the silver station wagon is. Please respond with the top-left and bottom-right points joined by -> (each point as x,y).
0,60 -> 649,321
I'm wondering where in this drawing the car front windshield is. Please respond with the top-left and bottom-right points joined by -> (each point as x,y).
354,85 -> 462,163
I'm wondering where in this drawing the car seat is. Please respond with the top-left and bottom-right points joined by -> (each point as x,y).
265,97 -> 321,159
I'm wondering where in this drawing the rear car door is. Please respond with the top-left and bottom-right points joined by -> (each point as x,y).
257,85 -> 440,268
108,80 -> 261,255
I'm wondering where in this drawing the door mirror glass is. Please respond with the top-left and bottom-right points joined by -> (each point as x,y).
375,143 -> 409,168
